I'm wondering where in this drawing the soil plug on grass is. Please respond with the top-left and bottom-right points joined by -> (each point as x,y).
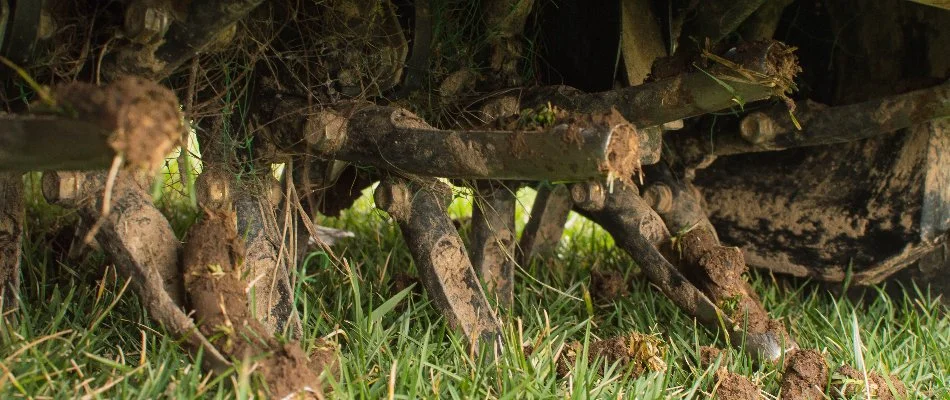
832,365 -> 907,400
714,368 -> 760,400
779,349 -> 829,400
183,207 -> 330,398
557,332 -> 667,378
589,269 -> 629,303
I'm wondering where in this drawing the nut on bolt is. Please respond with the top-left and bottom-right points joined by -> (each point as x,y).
570,181 -> 606,211
124,0 -> 171,45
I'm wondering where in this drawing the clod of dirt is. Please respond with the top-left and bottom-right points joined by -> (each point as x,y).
780,349 -> 829,400
832,365 -> 907,400
590,269 -> 629,302
600,108 -> 641,188
727,40 -> 802,98
557,332 -> 667,377
52,76 -> 183,172
183,209 -> 327,398
309,338 -> 341,384
699,346 -> 729,369
715,368 -> 760,400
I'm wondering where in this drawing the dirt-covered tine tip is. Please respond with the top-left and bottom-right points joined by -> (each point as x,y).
642,183 -> 673,214
570,181 -> 607,211
194,167 -> 233,211
374,180 -> 412,221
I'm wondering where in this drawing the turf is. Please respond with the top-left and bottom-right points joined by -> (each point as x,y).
1,188 -> 947,399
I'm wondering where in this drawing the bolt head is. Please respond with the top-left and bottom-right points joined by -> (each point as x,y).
124,2 -> 170,44
570,181 -> 606,211
642,184 -> 673,214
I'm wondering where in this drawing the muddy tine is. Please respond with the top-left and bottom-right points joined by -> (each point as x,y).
42,171 -> 231,371
233,180 -> 303,339
470,181 -> 517,307
517,183 -> 572,266
643,163 -> 798,358
375,177 -> 503,346
574,180 -> 791,362
0,173 -> 24,314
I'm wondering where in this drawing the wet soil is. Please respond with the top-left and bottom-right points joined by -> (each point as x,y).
715,368 -> 759,400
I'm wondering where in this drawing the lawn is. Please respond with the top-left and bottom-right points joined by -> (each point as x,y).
1,185 -> 947,399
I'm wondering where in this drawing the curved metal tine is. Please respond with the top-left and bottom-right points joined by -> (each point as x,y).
470,181 -> 518,307
375,177 -> 503,351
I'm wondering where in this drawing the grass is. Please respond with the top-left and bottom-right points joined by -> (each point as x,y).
1,186 -> 948,399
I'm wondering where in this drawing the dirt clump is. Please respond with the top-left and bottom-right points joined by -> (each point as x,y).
727,40 -> 801,97
832,365 -> 907,400
52,77 -> 183,172
699,346 -> 729,368
780,349 -> 829,400
309,338 -> 341,383
557,332 -> 667,377
589,269 -> 629,302
715,368 -> 759,400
